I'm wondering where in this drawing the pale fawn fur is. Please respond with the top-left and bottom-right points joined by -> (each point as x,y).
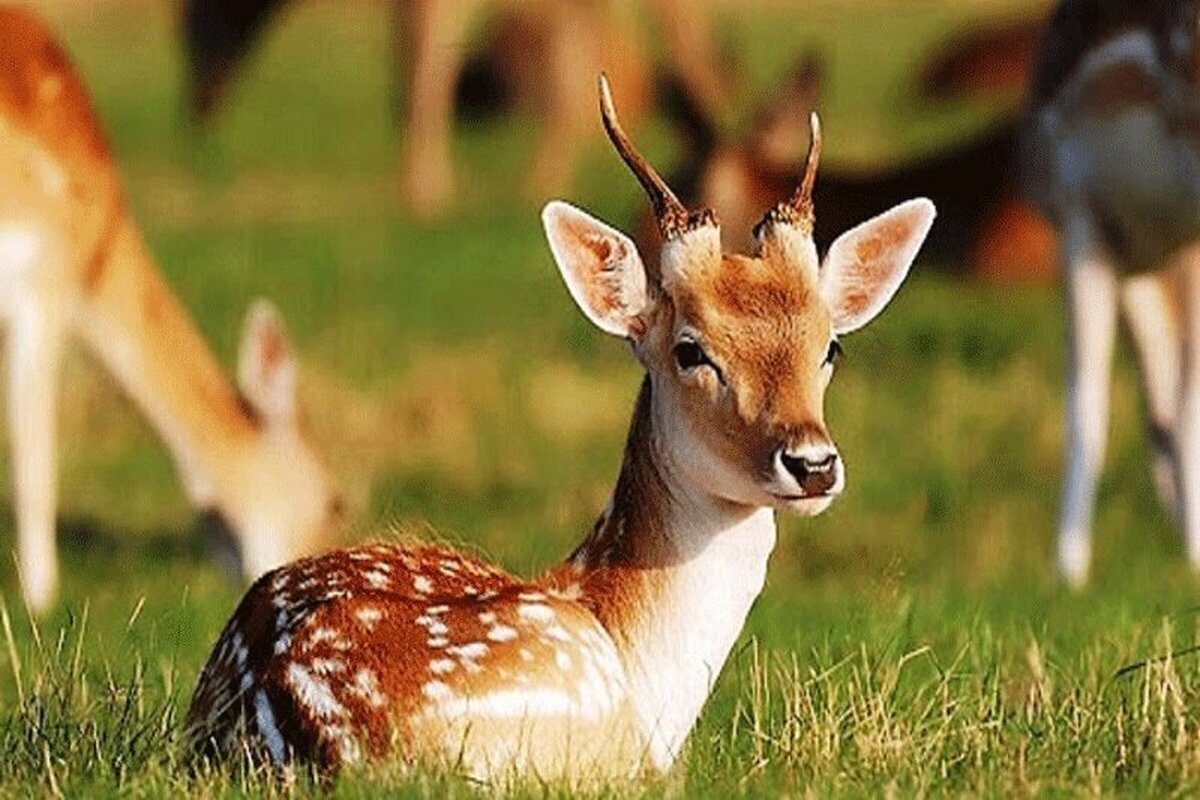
0,7 -> 342,613
186,74 -> 935,780
1022,0 -> 1200,583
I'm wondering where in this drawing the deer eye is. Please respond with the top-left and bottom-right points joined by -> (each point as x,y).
823,339 -> 843,367
674,340 -> 710,370
674,338 -> 724,384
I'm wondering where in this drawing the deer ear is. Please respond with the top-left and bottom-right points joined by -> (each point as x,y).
820,198 -> 936,334
542,201 -> 650,339
238,299 -> 297,425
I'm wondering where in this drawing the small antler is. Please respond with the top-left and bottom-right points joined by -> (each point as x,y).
755,112 -> 822,237
598,73 -> 716,240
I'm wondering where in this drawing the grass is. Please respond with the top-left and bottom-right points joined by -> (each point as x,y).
5,0 -> 1200,795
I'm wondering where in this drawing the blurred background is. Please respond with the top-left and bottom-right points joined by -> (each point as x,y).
4,0 -> 1199,757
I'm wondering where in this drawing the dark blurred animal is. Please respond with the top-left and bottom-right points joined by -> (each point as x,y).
643,56 -> 1056,281
182,0 -> 727,218
1022,0 -> 1200,584
918,16 -> 1045,104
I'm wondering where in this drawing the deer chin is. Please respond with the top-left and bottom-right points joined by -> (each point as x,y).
768,490 -> 839,517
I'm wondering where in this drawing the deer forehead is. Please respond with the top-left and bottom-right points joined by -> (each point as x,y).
670,253 -> 830,361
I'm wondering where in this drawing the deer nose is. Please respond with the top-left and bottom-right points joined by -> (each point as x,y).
778,447 -> 840,496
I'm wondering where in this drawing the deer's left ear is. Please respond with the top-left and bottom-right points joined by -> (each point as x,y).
542,200 -> 650,339
820,198 -> 936,334
238,299 -> 297,426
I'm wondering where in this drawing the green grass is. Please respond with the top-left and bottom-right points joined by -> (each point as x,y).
8,0 -> 1200,795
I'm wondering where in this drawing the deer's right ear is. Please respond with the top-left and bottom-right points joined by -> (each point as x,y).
542,201 -> 650,339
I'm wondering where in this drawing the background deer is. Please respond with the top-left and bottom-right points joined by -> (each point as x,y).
0,7 -> 342,612
1022,0 -> 1200,583
645,53 -> 1056,282
186,75 -> 935,778
182,0 -> 726,218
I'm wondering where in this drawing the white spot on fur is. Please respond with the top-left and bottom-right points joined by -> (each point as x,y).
413,575 -> 434,594
427,636 -> 450,648
416,615 -> 449,637
350,668 -> 386,708
287,662 -> 346,720
543,625 -> 573,643
487,625 -> 518,643
478,611 -> 497,626
447,642 -> 488,673
364,569 -> 389,589
518,604 -> 555,624
429,658 -> 456,675
356,606 -> 382,630
311,657 -> 346,675
449,642 -> 488,660
307,627 -> 340,646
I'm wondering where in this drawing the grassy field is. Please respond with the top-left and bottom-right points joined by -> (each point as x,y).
7,0 -> 1200,795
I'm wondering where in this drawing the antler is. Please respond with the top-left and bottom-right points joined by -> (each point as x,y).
755,112 -> 822,236
598,73 -> 716,240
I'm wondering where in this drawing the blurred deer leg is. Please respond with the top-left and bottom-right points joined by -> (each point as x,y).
1059,220 -> 1118,587
398,0 -> 486,218
1121,271 -> 1182,520
1177,248 -> 1200,568
7,294 -> 67,614
526,1 -> 594,198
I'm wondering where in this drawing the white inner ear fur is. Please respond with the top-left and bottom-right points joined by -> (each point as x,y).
238,299 -> 298,424
820,198 -> 936,334
542,200 -> 649,339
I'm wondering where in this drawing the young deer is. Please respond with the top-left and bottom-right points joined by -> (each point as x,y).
186,75 -> 935,779
0,7 -> 341,612
1022,0 -> 1200,583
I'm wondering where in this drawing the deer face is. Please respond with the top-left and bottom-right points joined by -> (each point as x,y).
543,77 -> 935,516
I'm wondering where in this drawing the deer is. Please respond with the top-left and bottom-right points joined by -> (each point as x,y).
644,54 -> 1056,282
0,7 -> 343,613
183,0 -> 727,218
1021,0 -> 1200,584
185,74 -> 935,779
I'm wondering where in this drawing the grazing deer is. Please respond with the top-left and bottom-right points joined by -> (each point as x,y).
646,57 -> 1056,282
183,0 -> 726,218
186,75 -> 935,779
1022,0 -> 1200,583
0,7 -> 342,612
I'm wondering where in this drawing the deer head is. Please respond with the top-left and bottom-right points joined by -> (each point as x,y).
214,300 -> 343,579
544,76 -> 935,516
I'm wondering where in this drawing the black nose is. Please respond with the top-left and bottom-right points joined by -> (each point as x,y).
780,451 -> 839,496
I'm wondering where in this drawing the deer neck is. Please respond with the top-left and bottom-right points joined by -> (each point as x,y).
553,378 -> 777,770
73,212 -> 261,512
